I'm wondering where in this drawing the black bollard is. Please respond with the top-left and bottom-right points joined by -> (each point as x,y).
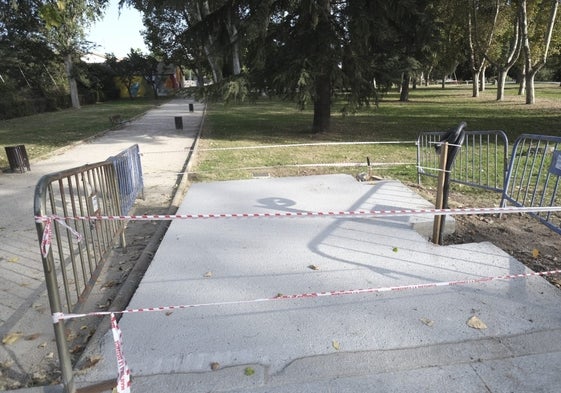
174,116 -> 183,130
189,103 -> 194,112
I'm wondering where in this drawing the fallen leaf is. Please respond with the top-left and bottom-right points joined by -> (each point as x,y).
101,280 -> 118,289
420,317 -> 434,327
532,248 -> 540,258
69,345 -> 83,354
244,367 -> 255,376
25,333 -> 41,341
2,332 -> 22,345
38,342 -> 47,349
203,271 -> 213,278
8,257 -> 19,263
332,340 -> 340,350
392,247 -> 399,253
45,352 -> 54,359
467,315 -> 487,330
308,264 -> 320,270
165,311 -> 173,316
79,355 -> 102,370
210,362 -> 220,371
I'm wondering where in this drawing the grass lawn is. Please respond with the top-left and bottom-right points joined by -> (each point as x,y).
0,98 -> 167,169
193,83 -> 561,184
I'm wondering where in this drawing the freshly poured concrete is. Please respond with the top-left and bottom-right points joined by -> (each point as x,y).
80,175 -> 561,392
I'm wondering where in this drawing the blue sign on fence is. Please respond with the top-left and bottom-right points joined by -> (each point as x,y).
550,150 -> 561,176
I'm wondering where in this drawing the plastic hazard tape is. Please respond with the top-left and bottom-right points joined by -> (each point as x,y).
111,313 -> 131,393
36,205 -> 561,258
39,217 -> 83,258
52,268 -> 561,393
34,205 -> 561,225
52,268 -> 561,324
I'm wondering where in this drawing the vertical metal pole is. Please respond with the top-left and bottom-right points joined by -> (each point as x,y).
35,229 -> 77,393
35,180 -> 76,393
432,142 -> 448,245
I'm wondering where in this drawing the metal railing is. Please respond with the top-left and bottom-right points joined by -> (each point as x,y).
34,145 -> 145,393
109,144 -> 144,215
501,134 -> 561,235
417,130 -> 509,192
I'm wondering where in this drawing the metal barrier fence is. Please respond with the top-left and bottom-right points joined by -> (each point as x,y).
109,144 -> 144,215
501,134 -> 561,235
417,130 -> 509,192
34,145 -> 144,393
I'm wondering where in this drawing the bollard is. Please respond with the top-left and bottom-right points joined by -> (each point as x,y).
189,103 -> 194,112
174,116 -> 183,130
4,145 -> 31,173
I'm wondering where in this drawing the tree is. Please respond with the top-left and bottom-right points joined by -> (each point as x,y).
519,0 -> 560,104
477,1 -> 521,101
467,0 -> 500,97
39,0 -> 107,108
106,54 -> 138,98
0,0 -> 60,94
127,49 -> 161,98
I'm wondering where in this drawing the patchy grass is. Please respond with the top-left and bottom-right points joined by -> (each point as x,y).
0,98 -> 167,169
192,83 -> 561,183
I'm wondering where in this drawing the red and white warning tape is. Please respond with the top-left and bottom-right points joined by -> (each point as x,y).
53,266 -> 561,393
110,313 -> 131,393
34,205 -> 561,224
52,268 -> 561,324
36,205 -> 561,259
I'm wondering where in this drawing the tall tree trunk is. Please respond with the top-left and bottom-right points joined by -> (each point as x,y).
64,54 -> 80,109
312,74 -> 331,133
520,0 -> 558,105
472,70 -> 480,97
399,72 -> 411,101
496,68 -> 508,101
480,64 -> 486,92
518,64 -> 526,95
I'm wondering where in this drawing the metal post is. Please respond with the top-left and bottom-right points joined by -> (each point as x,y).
34,224 -> 77,393
432,142 -> 448,245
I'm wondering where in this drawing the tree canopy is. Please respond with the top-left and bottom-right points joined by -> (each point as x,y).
2,0 -> 560,126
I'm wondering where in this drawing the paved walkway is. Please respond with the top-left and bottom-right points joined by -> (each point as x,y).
3,100 -> 561,393
0,99 -> 202,391
79,175 -> 561,393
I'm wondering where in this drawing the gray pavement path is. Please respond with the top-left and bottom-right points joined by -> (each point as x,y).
77,174 -> 561,393
0,99 -> 202,390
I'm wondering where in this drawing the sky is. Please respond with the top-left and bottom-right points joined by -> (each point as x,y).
86,0 -> 148,58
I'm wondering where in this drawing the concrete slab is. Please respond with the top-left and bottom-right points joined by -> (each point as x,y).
78,174 -> 561,392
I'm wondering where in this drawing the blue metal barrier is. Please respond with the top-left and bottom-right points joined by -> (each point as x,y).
109,144 -> 144,215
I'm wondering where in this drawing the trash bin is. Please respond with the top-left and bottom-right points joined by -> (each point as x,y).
174,116 -> 183,130
4,145 -> 31,173
189,103 -> 194,112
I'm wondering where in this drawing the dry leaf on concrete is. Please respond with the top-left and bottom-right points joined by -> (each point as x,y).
467,315 -> 487,330
420,317 -> 434,327
2,332 -> 22,345
332,340 -> 340,350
